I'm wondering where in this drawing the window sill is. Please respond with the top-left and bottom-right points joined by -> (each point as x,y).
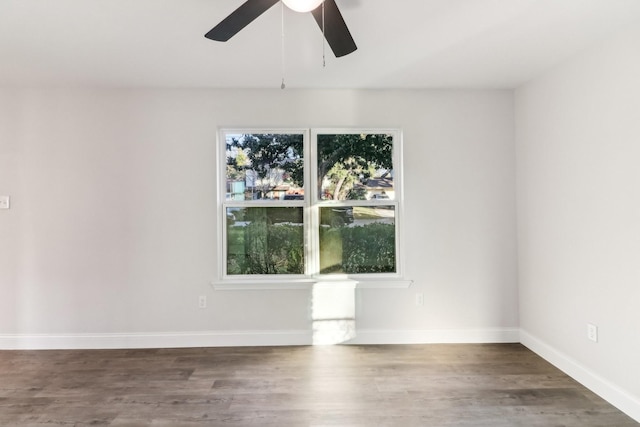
210,278 -> 413,291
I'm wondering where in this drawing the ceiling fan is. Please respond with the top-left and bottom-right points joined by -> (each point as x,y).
205,0 -> 357,58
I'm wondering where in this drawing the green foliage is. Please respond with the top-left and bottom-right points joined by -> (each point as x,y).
228,220 -> 395,276
227,221 -> 304,275
317,134 -> 393,200
317,133 -> 393,170
347,185 -> 368,200
319,223 -> 396,274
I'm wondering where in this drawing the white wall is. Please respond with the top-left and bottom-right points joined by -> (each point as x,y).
516,23 -> 640,416
0,88 -> 518,347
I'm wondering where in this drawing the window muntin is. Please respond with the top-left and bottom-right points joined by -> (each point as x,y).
220,129 -> 402,280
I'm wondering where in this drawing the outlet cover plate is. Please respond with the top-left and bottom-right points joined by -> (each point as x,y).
587,323 -> 598,342
198,295 -> 207,309
0,196 -> 9,210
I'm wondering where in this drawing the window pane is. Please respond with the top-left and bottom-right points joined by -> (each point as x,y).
226,133 -> 304,201
226,207 -> 304,275
317,133 -> 394,201
319,206 -> 396,274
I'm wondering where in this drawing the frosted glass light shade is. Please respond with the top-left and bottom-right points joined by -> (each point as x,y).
282,0 -> 323,13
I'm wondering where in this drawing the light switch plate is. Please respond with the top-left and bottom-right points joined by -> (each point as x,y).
0,196 -> 9,210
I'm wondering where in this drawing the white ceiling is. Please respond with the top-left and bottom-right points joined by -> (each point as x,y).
1,0 -> 640,89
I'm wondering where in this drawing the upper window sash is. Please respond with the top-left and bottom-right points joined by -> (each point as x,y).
220,129 -> 310,205
310,129 -> 402,204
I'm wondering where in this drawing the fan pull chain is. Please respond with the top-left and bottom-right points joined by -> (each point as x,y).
322,0 -> 326,68
281,1 -> 286,89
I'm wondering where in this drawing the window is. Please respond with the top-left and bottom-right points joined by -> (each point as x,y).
219,129 -> 403,283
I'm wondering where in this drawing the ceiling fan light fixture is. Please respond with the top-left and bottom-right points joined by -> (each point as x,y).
205,0 -> 356,58
282,0 -> 323,13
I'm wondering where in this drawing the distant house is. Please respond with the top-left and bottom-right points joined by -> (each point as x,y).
365,176 -> 394,200
227,180 -> 246,200
265,185 -> 291,200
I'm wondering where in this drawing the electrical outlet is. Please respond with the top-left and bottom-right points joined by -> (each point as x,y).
587,323 -> 598,342
416,293 -> 424,306
0,196 -> 9,210
198,295 -> 207,309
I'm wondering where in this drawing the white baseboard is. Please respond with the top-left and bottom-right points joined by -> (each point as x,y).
347,327 -> 520,344
520,329 -> 640,423
0,330 -> 314,350
0,327 -> 519,350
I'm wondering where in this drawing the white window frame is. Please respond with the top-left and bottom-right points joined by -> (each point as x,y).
214,128 -> 410,290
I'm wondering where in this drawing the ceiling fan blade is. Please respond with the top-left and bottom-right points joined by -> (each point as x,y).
205,0 -> 280,41
311,0 -> 357,57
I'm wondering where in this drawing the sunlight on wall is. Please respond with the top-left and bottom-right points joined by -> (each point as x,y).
311,280 -> 357,345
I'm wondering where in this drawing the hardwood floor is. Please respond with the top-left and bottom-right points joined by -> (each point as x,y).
0,343 -> 636,426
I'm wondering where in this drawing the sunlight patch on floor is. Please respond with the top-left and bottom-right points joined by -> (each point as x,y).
311,280 -> 357,345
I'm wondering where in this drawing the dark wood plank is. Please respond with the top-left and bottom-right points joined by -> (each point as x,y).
0,344 -> 636,426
